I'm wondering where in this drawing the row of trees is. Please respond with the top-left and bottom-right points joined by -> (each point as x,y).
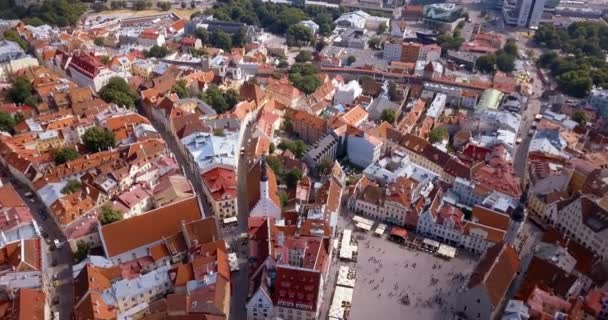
143,45 -> 170,58
0,0 -> 86,27
202,0 -> 342,37
194,28 -> 247,51
534,22 -> 608,98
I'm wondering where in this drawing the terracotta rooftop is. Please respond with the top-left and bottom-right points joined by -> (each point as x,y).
201,167 -> 237,202
100,197 -> 202,258
467,242 -> 520,307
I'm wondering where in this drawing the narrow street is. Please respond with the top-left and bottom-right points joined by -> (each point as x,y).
1,167 -> 74,320
229,122 -> 254,320
135,105 -> 212,217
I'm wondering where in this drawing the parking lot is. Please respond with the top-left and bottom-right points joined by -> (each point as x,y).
347,230 -> 478,320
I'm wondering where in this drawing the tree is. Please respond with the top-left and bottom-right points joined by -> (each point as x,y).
195,27 -> 209,44
377,23 -> 387,34
437,32 -> 464,51
94,37 -> 104,46
556,70 -> 592,98
285,168 -> 303,189
4,30 -> 28,50
232,27 -> 247,47
82,127 -> 116,152
428,127 -> 448,144
200,85 -> 239,114
8,76 -> 33,105
111,1 -> 125,9
315,38 -> 327,52
503,39 -> 519,57
346,55 -> 356,66
368,37 -> 382,50
74,241 -> 90,263
53,147 -> 80,165
388,82 -> 400,101
277,59 -> 289,68
278,139 -> 308,158
380,109 -> 396,124
496,51 -> 515,72
476,54 -> 496,73
210,30 -> 232,51
99,205 -> 123,225
181,2 -> 187,9
61,180 -> 82,194
295,50 -> 312,63
315,159 -> 332,175
279,190 -> 288,208
572,111 -> 587,126
287,24 -> 313,47
289,63 -> 322,94
98,77 -> 137,109
266,156 -> 284,177
269,142 -> 275,154
313,13 -> 334,36
0,112 -> 15,132
145,45 -> 169,58
133,0 -> 148,10
172,80 -> 188,98
213,128 -> 225,136
273,7 -> 307,34
157,1 -> 171,10
29,0 -> 86,27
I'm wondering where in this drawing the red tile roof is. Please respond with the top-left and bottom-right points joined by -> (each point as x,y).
201,167 -> 237,201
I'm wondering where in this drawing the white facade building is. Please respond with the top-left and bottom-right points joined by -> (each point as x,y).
334,80 -> 363,106
347,134 -> 383,169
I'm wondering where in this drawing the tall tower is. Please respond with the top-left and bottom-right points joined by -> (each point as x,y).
502,0 -> 547,28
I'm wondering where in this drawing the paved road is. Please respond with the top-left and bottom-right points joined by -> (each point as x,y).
229,122 -> 254,320
1,168 -> 74,320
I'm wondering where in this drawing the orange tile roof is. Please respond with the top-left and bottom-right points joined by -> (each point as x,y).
471,205 -> 510,230
100,197 -> 201,257
467,242 -> 520,306
339,105 -> 368,127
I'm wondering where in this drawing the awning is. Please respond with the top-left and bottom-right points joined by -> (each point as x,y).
422,238 -> 440,249
390,227 -> 408,240
437,244 -> 456,259
355,222 -> 372,231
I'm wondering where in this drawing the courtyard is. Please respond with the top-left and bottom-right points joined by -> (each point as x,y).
346,230 -> 479,320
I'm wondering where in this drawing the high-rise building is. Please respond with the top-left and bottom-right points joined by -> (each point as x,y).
503,0 -> 547,29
